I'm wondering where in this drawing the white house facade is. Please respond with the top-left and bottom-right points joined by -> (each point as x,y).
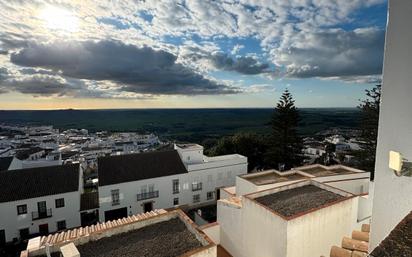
97,144 -> 247,222
0,164 -> 81,244
369,0 -> 412,251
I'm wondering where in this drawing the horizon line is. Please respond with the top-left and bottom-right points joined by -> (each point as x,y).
0,107 -> 360,111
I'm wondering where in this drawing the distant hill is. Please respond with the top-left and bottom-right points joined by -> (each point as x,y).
0,108 -> 360,142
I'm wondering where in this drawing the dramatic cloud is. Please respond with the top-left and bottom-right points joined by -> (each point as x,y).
0,67 -> 152,99
10,40 -> 239,95
0,0 -> 387,103
275,28 -> 385,78
180,45 -> 271,75
209,53 -> 271,75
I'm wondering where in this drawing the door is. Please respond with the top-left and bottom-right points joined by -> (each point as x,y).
37,201 -> 47,214
216,188 -> 221,200
143,202 -> 153,213
0,230 -> 5,246
104,207 -> 127,222
38,224 -> 49,236
19,228 -> 29,240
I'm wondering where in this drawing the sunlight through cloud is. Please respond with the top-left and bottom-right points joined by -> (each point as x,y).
39,6 -> 78,33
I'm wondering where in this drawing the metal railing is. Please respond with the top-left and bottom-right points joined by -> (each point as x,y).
32,209 -> 52,220
137,191 -> 159,201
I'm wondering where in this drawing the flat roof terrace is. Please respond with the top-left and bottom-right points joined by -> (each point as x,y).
298,166 -> 356,177
254,185 -> 346,218
242,171 -> 307,186
76,217 -> 202,257
26,210 -> 214,257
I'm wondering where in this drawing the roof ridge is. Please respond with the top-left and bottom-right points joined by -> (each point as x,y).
38,209 -> 167,248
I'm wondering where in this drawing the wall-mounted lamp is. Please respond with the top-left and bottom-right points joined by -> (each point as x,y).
389,151 -> 412,177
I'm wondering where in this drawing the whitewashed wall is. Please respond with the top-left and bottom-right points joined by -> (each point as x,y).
286,198 -> 357,257
0,191 -> 81,242
241,197 -> 288,257
217,201 -> 243,257
99,163 -> 247,221
325,178 -> 370,195
370,0 -> 412,249
200,223 -> 220,244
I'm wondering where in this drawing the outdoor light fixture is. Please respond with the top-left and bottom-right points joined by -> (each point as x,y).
389,151 -> 412,177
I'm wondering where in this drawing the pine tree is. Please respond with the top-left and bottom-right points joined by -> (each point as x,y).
265,89 -> 303,170
356,84 -> 381,180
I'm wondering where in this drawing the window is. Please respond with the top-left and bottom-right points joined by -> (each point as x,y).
207,175 -> 213,184
207,191 -> 214,200
193,194 -> 200,203
183,183 -> 189,190
57,220 -> 66,231
17,204 -> 27,215
192,182 -> 202,191
148,184 -> 155,192
19,228 -> 29,240
172,179 -> 180,194
55,198 -> 65,208
111,189 -> 120,206
173,197 -> 179,206
141,185 -> 147,194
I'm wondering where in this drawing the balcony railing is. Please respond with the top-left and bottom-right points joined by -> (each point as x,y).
32,209 -> 52,220
137,191 -> 159,201
192,182 -> 203,191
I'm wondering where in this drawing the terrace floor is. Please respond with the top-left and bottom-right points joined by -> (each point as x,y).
255,185 -> 345,218
246,172 -> 306,185
75,218 -> 203,257
300,167 -> 355,176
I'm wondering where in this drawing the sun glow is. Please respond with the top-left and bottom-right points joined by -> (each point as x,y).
39,6 -> 78,32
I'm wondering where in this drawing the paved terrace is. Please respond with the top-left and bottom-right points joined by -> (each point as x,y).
298,166 -> 356,177
244,171 -> 307,186
255,185 -> 346,218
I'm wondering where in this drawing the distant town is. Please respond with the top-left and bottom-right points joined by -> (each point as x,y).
0,122 -> 364,174
0,123 -> 162,170
0,122 -> 370,256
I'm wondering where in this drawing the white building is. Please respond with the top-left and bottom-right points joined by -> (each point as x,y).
0,164 -> 82,244
97,144 -> 247,222
8,148 -> 62,170
201,164 -> 372,257
216,180 -> 358,257
228,164 -> 370,197
368,0 -> 412,253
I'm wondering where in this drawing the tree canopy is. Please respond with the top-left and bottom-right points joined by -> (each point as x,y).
264,89 -> 303,170
355,84 -> 381,180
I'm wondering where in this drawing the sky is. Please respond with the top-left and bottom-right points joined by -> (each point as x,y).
0,0 -> 387,109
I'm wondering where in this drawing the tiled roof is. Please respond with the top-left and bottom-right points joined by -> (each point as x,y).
369,211 -> 412,257
329,223 -> 370,257
37,209 -> 167,248
98,150 -> 187,186
0,164 -> 79,203
21,209 -> 215,257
